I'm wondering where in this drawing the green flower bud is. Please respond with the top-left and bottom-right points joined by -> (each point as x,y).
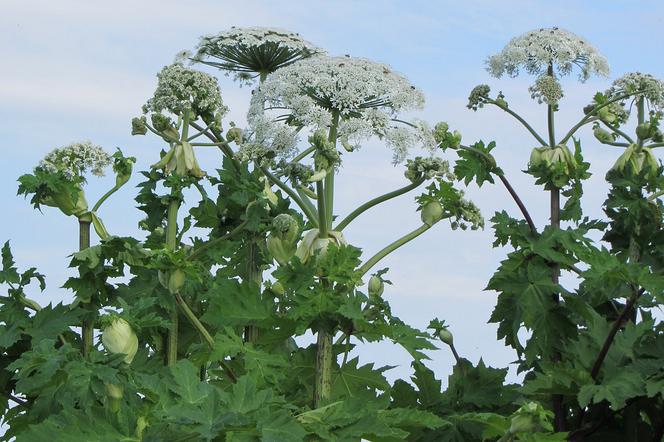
368,275 -> 384,297
433,122 -> 449,144
101,318 -> 138,364
227,127 -> 243,144
494,96 -> 508,109
593,127 -> 614,144
421,201 -> 444,226
636,123 -> 652,141
168,269 -> 186,294
105,383 -> 124,413
271,281 -> 285,296
106,383 -> 124,400
131,116 -> 148,136
509,414 -> 537,434
597,107 -> 617,124
438,328 -> 453,346
91,212 -> 110,240
267,214 -> 299,266
157,270 -> 169,289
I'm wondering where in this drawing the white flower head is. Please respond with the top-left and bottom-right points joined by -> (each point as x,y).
251,55 -> 428,162
144,63 -> 227,117
38,141 -> 111,179
192,27 -> 323,81
606,72 -> 664,109
487,27 -> 609,82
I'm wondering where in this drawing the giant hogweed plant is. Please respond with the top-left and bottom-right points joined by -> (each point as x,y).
406,27 -> 664,441
0,27 -> 484,441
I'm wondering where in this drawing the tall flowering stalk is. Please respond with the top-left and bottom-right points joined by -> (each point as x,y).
243,54 -> 481,407
134,63 -> 228,365
464,27 -> 663,431
18,141 -> 134,356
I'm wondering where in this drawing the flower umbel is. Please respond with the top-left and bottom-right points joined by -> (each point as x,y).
38,141 -> 111,179
250,55 -> 429,163
192,27 -> 323,80
487,27 -> 609,81
605,72 -> 664,110
144,63 -> 226,117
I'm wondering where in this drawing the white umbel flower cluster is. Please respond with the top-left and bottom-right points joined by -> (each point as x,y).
487,27 -> 609,81
249,55 -> 429,163
144,63 -> 226,117
38,141 -> 111,179
193,27 -> 323,80
606,72 -> 664,109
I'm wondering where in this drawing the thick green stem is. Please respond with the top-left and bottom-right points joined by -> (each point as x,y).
359,223 -> 431,276
313,330 -> 333,408
546,63 -> 566,431
79,219 -> 93,358
637,96 -> 645,148
166,198 -> 180,367
165,110 -> 191,366
243,242 -> 262,343
312,113 -> 341,408
336,179 -> 425,231
324,112 -> 340,229
316,180 -> 328,238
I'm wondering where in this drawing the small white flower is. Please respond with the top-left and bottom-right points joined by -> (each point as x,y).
487,27 -> 609,81
193,27 -> 323,81
144,63 -> 226,116
38,141 -> 111,179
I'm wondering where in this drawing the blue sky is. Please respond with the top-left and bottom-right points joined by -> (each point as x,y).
2,0 -> 663,384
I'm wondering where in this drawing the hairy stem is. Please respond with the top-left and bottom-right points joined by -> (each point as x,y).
166,197 -> 180,367
336,179 -> 425,231
313,330 -> 333,408
79,219 -> 93,358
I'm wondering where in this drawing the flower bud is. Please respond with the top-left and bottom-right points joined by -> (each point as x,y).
267,214 -> 299,266
368,275 -> 384,297
271,281 -> 285,296
101,318 -> 138,364
593,127 -> 614,144
105,383 -> 124,413
227,127 -> 243,144
438,328 -> 453,346
636,123 -> 652,141
509,414 -> 537,434
421,201 -> 444,226
131,116 -> 148,136
168,269 -> 186,294
597,107 -> 617,124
